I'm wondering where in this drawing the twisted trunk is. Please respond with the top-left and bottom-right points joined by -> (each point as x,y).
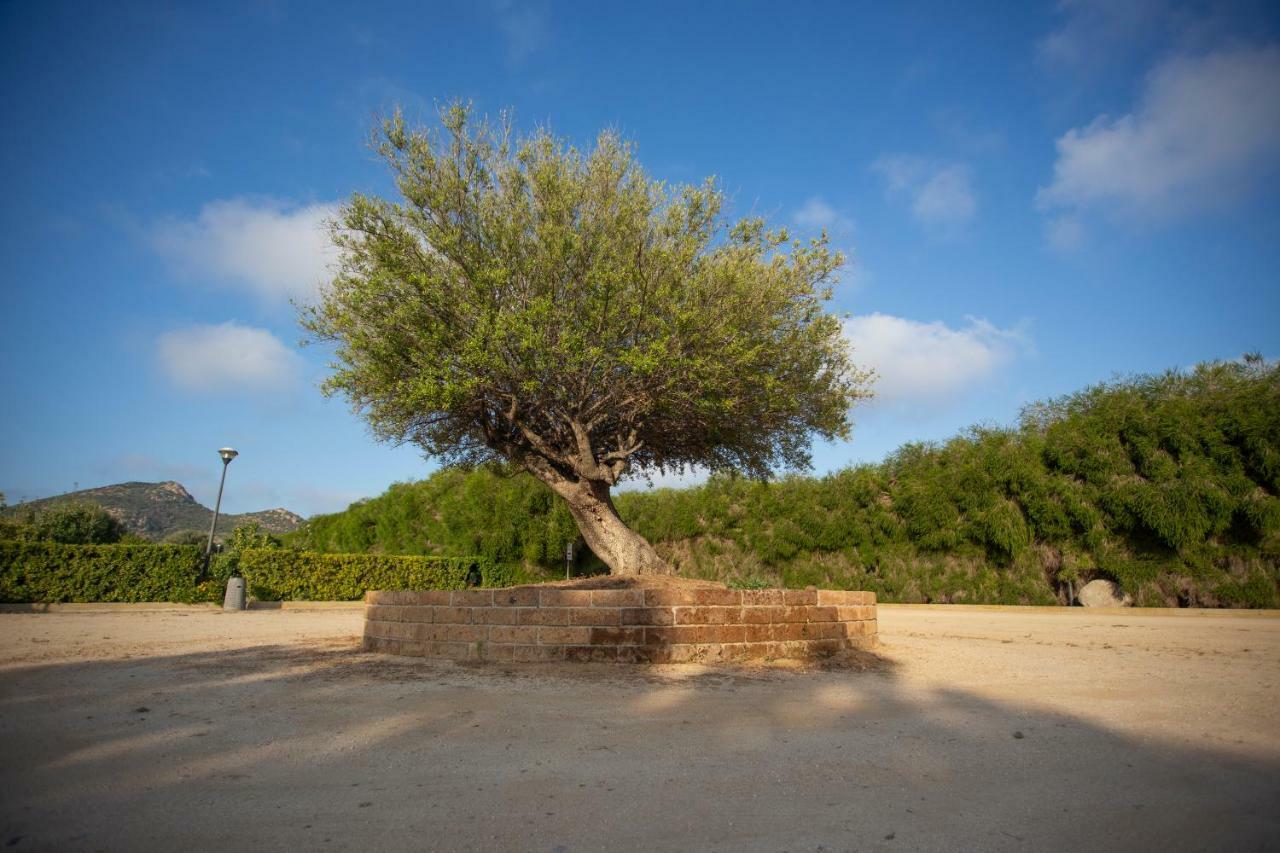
533,471 -> 669,575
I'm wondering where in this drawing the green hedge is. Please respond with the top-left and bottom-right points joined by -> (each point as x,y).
0,541 -> 520,604
237,549 -> 525,601
0,541 -> 212,603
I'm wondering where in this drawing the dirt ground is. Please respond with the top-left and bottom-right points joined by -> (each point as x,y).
1,605 -> 1277,852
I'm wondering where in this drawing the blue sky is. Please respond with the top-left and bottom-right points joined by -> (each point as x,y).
2,0 -> 1278,516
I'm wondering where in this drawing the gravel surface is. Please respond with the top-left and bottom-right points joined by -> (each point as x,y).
1,605 -> 1277,852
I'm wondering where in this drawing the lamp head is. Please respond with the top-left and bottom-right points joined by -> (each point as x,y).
218,447 -> 239,463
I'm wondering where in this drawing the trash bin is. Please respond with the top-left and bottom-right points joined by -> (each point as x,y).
223,576 -> 246,611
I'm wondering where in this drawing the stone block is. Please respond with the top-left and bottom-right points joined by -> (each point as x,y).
588,626 -> 644,645
690,588 -> 742,607
784,588 -> 818,606
621,607 -> 673,626
493,587 -> 540,607
452,589 -> 493,607
540,589 -> 593,607
434,606 -> 471,624
488,625 -> 539,645
519,606 -> 570,626
569,607 -> 620,626
807,606 -> 840,622
644,588 -> 699,607
590,589 -> 645,607
538,625 -> 591,645
740,589 -> 785,606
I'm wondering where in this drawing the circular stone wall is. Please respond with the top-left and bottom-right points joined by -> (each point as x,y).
363,585 -> 877,663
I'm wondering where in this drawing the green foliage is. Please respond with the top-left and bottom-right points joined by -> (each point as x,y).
0,541 -> 209,603
21,501 -> 126,545
163,529 -> 209,546
237,549 -> 526,601
298,358 -> 1280,607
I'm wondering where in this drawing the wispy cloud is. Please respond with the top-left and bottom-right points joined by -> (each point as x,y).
872,156 -> 977,229
793,197 -> 855,236
493,0 -> 550,66
843,313 -> 1028,410
149,197 -> 338,305
1037,45 -> 1280,223
1036,0 -> 1172,71
157,322 -> 304,394
1044,215 -> 1085,251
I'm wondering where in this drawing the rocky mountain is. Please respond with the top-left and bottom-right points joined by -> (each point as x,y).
3,481 -> 303,542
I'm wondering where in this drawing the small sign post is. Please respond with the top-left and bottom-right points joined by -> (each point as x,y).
565,541 -> 574,580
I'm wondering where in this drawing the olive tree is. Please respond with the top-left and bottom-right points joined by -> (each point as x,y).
304,104 -> 872,575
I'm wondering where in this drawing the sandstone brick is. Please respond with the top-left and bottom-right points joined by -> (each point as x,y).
773,622 -> 805,641
776,606 -> 809,623
741,606 -> 774,625
803,621 -> 845,640
807,639 -> 845,657
434,606 -> 471,624
620,607 -> 673,626
588,626 -> 644,646
672,606 -> 741,625
743,624 -> 772,643
784,588 -> 818,606
690,588 -> 742,607
842,620 -> 878,637
493,587 -> 540,607
643,625 -> 699,645
483,643 -> 516,662
837,605 -> 876,621
590,589 -> 645,607
569,607 -> 620,626
714,625 -> 746,644
740,589 -> 785,606
489,625 -> 539,645
475,607 -> 519,625
807,606 -> 839,622
540,589 -> 593,607
643,588 -> 699,607
451,589 -> 493,607
538,625 -> 591,645
519,606 -> 569,626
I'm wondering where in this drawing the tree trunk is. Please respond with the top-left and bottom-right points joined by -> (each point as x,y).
553,477 -> 670,576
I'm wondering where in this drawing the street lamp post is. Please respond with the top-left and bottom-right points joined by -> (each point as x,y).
204,447 -> 239,563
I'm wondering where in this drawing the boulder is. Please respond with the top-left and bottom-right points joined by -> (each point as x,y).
1077,579 -> 1131,608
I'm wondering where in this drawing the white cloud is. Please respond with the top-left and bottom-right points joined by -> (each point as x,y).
157,322 -> 303,393
1044,215 -> 1085,251
1036,0 -> 1170,70
843,313 -> 1027,407
872,156 -> 977,227
149,198 -> 338,304
793,197 -> 855,235
1037,45 -> 1280,221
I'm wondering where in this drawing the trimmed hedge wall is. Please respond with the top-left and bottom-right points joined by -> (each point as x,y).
0,541 -> 211,603
237,549 -> 522,601
0,542 -> 518,604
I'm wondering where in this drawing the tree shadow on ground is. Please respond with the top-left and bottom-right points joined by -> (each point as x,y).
0,638 -> 1276,852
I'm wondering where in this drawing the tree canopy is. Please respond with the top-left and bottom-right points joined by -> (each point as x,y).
304,103 -> 870,573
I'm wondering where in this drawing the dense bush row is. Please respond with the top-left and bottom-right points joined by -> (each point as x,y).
0,541 -> 213,603
293,358 -> 1280,607
0,541 -> 516,603
237,549 -> 523,601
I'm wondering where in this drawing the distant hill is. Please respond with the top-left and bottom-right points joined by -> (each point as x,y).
3,481 -> 303,542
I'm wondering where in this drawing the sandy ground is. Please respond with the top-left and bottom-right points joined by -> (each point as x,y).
1,605 -> 1277,852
